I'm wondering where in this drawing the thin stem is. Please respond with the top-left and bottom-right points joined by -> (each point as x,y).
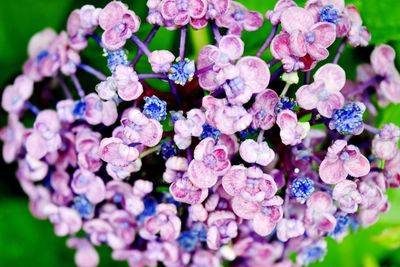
281,83 -> 291,97
283,187 -> 291,219
314,181 -> 332,192
58,76 -> 73,99
305,71 -> 311,84
90,34 -> 104,48
132,25 -> 160,66
179,26 -> 187,61
195,64 -> 214,76
70,74 -> 85,99
311,155 -> 322,164
25,101 -> 40,115
364,123 -> 380,135
138,74 -> 168,80
211,21 -> 221,44
256,25 -> 278,57
168,79 -> 181,106
333,38 -> 347,64
348,75 -> 384,98
139,145 -> 161,159
270,66 -> 284,82
257,130 -> 265,143
78,64 -> 107,80
131,34 -> 151,57
186,148 -> 193,162
268,58 -> 279,68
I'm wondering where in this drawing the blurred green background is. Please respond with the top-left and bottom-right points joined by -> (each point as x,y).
1,0 -> 400,266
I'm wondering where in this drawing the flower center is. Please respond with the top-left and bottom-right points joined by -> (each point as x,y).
200,124 -> 221,141
320,5 -> 339,24
113,193 -> 123,203
228,77 -> 244,92
73,100 -> 86,118
305,32 -> 316,44
176,0 -> 189,12
291,177 -> 315,201
339,151 -> 350,161
203,154 -> 217,169
331,103 -> 364,135
78,175 -> 89,185
233,9 -> 245,21
317,89 -> 329,100
105,49 -> 129,73
114,22 -> 127,33
143,96 -> 167,121
168,59 -> 195,86
72,195 -> 94,218
5,129 -> 14,141
36,50 -> 49,62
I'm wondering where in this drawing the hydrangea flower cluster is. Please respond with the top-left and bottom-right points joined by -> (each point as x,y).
1,0 -> 400,266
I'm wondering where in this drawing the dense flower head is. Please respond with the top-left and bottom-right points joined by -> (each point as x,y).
291,177 -> 315,202
105,49 -> 130,73
168,58 -> 195,85
329,102 -> 365,135
2,1 -> 400,267
275,96 -> 298,114
319,5 -> 339,24
143,95 -> 168,121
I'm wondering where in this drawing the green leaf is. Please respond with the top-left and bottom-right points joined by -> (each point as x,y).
371,226 -> 400,250
376,103 -> 400,127
358,0 -> 400,44
299,113 -> 313,122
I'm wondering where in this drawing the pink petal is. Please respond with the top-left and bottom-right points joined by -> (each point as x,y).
194,138 -> 215,160
221,165 -> 247,196
289,30 -> 307,57
281,7 -> 314,33
307,43 -> 329,61
317,92 -> 345,118
26,132 -> 48,159
170,179 -> 208,204
371,44 -> 396,76
123,11 -> 140,32
344,153 -> 370,178
102,100 -> 118,126
206,226 -> 220,250
319,158 -> 347,184
276,109 -> 298,128
306,191 -> 333,211
102,28 -> 126,51
27,28 -> 57,58
380,79 -> 400,103
243,11 -> 264,32
190,17 -> 209,29
296,84 -> 319,110
219,35 -> 244,61
231,197 -> 260,219
188,0 -> 208,18
99,1 -> 126,30
188,160 -> 218,189
252,213 -> 276,236
316,213 -> 336,232
174,12 -> 190,26
14,75 -> 34,100
237,56 -> 270,94
314,63 -> 346,92
161,0 -> 179,20
270,33 -> 292,59
311,22 -> 336,47
86,177 -> 106,204
139,119 -> 163,147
